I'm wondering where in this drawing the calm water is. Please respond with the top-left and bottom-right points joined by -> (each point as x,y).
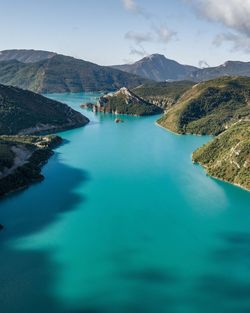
0,92 -> 250,313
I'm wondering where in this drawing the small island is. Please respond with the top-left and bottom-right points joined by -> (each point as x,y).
81,87 -> 163,116
115,118 -> 123,123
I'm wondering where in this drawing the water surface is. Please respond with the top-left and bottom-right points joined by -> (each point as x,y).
0,92 -> 250,313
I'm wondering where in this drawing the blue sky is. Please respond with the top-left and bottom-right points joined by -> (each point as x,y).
0,0 -> 250,67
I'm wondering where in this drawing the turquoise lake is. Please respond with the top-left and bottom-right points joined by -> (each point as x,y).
0,92 -> 250,313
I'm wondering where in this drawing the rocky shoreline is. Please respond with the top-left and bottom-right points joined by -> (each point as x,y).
157,121 -> 250,192
0,135 -> 63,230
0,135 -> 63,198
192,158 -> 250,192
81,87 -> 163,116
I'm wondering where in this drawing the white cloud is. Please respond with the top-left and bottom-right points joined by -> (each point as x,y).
125,31 -> 154,44
213,32 -> 250,53
121,0 -> 150,18
122,0 -> 177,60
125,26 -> 176,45
187,0 -> 250,35
122,0 -> 139,12
154,25 -> 177,44
130,47 -> 148,57
186,0 -> 250,53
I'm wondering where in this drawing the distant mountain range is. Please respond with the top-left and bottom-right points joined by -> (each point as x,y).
112,54 -> 198,81
189,61 -> 250,81
1,49 -> 250,93
113,54 -> 250,82
0,50 -> 147,93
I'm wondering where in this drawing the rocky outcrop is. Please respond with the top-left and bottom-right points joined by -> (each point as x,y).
81,87 -> 163,116
0,135 -> 63,197
115,118 -> 123,123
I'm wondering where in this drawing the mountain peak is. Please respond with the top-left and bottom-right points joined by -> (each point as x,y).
145,53 -> 166,59
112,54 -> 198,82
139,54 -> 169,63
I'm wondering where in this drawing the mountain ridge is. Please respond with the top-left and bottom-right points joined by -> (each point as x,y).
113,54 -> 250,83
0,49 -> 56,63
157,76 -> 250,135
2,49 -> 250,88
0,51 -> 148,93
112,53 -> 198,81
0,83 -> 89,135
190,60 -> 250,82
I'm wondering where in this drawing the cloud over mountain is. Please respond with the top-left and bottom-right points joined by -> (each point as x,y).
122,0 -> 138,12
186,0 -> 250,52
125,31 -> 154,44
122,0 -> 176,59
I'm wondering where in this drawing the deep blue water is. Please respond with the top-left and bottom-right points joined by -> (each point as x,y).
0,92 -> 250,313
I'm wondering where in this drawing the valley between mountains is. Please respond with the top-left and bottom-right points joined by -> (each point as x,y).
0,49 -> 249,205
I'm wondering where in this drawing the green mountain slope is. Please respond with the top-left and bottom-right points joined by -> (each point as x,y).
0,54 -> 148,93
157,77 -> 250,135
193,121 -> 250,191
132,81 -> 195,109
84,87 -> 163,116
0,84 -> 89,135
